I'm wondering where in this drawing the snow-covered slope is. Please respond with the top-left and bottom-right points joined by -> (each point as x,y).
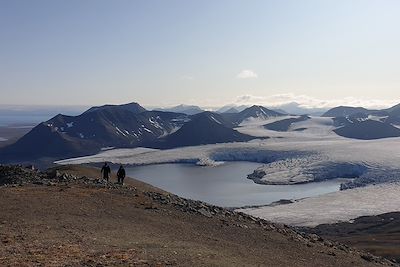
237,182 -> 400,227
236,116 -> 337,139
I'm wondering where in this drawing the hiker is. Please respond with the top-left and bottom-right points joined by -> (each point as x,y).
117,165 -> 126,184
101,162 -> 111,181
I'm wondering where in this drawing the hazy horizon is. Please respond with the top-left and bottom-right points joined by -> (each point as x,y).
1,93 -> 399,111
0,96 -> 400,112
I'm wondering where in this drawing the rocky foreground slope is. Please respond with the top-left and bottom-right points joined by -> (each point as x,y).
303,212 -> 400,263
0,165 -> 395,266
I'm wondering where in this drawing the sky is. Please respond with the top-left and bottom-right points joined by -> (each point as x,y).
1,0 -> 400,109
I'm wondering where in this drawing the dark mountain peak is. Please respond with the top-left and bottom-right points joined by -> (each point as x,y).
84,102 -> 146,114
155,112 -> 255,149
0,104 -> 187,162
231,105 -> 283,124
242,105 -> 282,115
190,111 -> 234,128
0,122 -> 99,161
322,106 -> 372,118
264,115 -> 311,132
153,104 -> 204,115
247,105 -> 265,110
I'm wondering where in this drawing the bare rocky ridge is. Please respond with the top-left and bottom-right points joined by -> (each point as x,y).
0,165 -> 395,266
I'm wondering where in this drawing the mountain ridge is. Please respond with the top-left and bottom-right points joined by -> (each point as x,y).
1,103 -> 282,162
153,104 -> 204,115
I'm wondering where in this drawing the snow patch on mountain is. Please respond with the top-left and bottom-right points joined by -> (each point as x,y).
115,127 -> 128,137
210,115 -> 222,124
101,147 -> 115,151
57,147 -> 158,164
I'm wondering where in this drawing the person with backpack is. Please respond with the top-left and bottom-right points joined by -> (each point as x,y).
101,162 -> 111,181
117,165 -> 126,185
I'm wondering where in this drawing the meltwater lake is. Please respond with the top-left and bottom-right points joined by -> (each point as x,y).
125,162 -> 344,207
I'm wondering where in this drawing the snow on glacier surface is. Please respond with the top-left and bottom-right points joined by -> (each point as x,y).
55,116 -> 400,225
56,116 -> 400,186
237,182 -> 400,227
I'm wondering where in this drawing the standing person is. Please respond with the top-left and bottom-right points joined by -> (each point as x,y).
117,165 -> 126,185
101,162 -> 111,181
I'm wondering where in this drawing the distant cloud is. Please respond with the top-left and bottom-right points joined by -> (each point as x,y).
234,93 -> 397,109
237,70 -> 258,79
180,75 -> 194,80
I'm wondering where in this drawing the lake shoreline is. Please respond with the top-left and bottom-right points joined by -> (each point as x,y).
124,162 -> 344,208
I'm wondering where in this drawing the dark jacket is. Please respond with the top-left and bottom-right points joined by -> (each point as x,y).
117,168 -> 126,178
101,165 -> 111,178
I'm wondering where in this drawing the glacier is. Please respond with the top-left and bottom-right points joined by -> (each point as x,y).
237,182 -> 400,227
56,116 -> 400,188
55,116 -> 400,225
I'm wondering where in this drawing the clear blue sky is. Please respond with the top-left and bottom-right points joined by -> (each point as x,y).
1,0 -> 400,108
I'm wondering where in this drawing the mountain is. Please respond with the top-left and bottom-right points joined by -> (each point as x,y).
264,115 -> 310,132
217,103 -> 325,115
84,102 -> 146,114
271,108 -> 289,115
328,104 -> 400,140
222,107 -> 239,113
0,105 -> 188,161
0,122 -> 99,161
322,106 -> 371,117
332,113 -> 370,127
216,105 -> 249,113
322,106 -> 374,118
155,112 -> 255,148
231,105 -> 284,124
385,115 -> 400,125
385,103 -> 400,116
1,103 -> 266,162
271,102 -> 327,116
382,103 -> 400,125
334,120 -> 400,140
154,104 -> 204,115
323,103 -> 400,127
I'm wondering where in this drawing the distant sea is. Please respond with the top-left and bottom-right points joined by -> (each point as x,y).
0,105 -> 87,127
0,115 -> 52,127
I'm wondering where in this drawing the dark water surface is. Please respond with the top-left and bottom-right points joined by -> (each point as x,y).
0,115 -> 49,127
125,162 -> 343,207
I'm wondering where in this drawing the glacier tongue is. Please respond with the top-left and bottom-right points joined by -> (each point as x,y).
247,156 -> 368,185
237,182 -> 400,227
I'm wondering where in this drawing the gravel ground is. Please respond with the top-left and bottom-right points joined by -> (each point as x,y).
0,165 -> 394,266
